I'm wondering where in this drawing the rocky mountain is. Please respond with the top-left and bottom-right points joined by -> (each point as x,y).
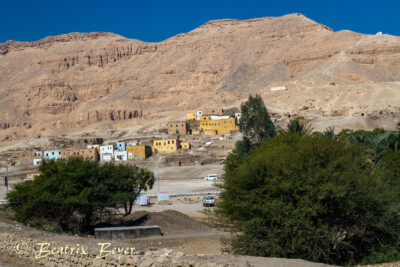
1,13 -> 400,142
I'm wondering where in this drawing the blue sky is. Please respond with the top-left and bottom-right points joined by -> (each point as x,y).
1,0 -> 399,43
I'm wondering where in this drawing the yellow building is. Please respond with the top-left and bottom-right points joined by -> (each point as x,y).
191,130 -> 201,135
204,130 -> 217,135
126,145 -> 151,160
201,118 -> 239,134
152,139 -> 178,153
200,115 -> 210,122
26,173 -> 41,179
180,142 -> 190,150
186,112 -> 197,121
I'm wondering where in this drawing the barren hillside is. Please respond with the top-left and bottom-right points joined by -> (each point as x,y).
1,13 -> 400,143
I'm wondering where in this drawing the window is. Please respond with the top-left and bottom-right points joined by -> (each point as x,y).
224,121 -> 226,123
182,124 -> 184,127
171,125 -> 173,127
172,140 -> 174,144
176,124 -> 178,127
168,141 -> 170,144
52,152 -> 54,155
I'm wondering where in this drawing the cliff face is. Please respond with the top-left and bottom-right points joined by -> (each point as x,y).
1,13 -> 400,141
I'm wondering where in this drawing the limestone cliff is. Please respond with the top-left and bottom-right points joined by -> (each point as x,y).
0,13 -> 400,141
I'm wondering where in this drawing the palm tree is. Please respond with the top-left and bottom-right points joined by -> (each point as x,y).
282,119 -> 313,136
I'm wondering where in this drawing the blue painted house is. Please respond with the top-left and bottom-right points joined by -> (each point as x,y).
116,142 -> 126,151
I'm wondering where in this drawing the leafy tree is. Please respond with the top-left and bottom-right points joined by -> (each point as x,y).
239,94 -> 276,147
7,157 -> 154,233
281,119 -> 313,136
217,133 -> 400,265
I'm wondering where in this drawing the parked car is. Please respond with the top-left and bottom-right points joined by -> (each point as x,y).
203,194 -> 215,207
204,174 -> 218,181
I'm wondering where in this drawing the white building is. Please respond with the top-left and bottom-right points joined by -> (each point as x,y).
114,151 -> 127,161
271,86 -> 288,91
100,145 -> 114,156
101,153 -> 113,162
235,113 -> 242,125
100,145 -> 114,161
209,115 -> 231,120
87,144 -> 99,149
196,110 -> 203,121
33,159 -> 42,165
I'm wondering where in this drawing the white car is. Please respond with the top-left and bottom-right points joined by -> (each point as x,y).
203,194 -> 215,207
204,174 -> 218,181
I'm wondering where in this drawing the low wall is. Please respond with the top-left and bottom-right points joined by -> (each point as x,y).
95,225 -> 162,240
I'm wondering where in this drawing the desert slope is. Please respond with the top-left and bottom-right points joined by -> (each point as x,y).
0,13 -> 400,142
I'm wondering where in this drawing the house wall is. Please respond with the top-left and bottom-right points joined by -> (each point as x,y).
19,151 -> 35,165
116,142 -> 126,151
200,118 -> 238,134
186,112 -> 196,121
100,145 -> 114,157
44,150 -> 61,160
152,139 -> 178,153
33,159 -> 42,165
168,122 -> 188,135
203,108 -> 223,116
114,151 -> 127,161
126,145 -> 151,160
196,110 -> 203,121
181,142 -> 190,149
101,153 -> 113,162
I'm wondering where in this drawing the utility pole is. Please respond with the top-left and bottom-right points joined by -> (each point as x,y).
157,156 -> 160,195
6,166 -> 8,194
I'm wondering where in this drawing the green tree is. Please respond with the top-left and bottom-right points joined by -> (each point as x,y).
282,119 -> 313,136
239,94 -> 276,147
7,157 -> 154,233
217,133 -> 400,265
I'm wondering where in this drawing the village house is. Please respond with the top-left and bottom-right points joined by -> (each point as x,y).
33,159 -> 42,165
126,145 -> 151,160
100,145 -> 114,161
26,173 -> 41,179
114,151 -> 128,161
44,150 -> 61,161
19,151 -> 35,165
180,141 -> 190,150
203,108 -> 223,116
76,138 -> 104,147
196,110 -> 204,121
168,121 -> 188,135
152,139 -> 178,153
200,117 -> 238,134
235,113 -> 242,125
186,112 -> 197,121
116,142 -> 126,151
61,148 -> 98,160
